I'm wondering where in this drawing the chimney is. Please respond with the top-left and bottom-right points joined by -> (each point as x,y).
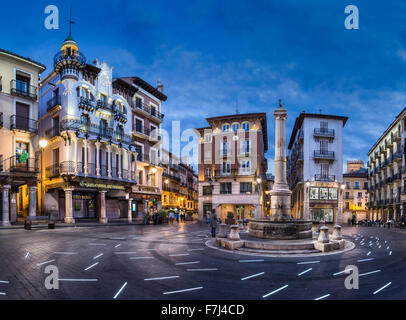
157,79 -> 164,92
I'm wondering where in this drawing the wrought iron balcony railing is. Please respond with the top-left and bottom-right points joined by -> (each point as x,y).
314,128 -> 335,138
10,80 -> 38,100
54,51 -> 86,69
10,115 -> 38,133
314,150 -> 335,160
133,100 -> 164,120
314,174 -> 336,182
47,95 -> 61,111
1,155 -> 38,173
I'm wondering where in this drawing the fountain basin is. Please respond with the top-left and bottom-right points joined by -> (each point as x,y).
248,219 -> 313,240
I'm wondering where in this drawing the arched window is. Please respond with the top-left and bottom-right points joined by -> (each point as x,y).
232,122 -> 240,132
242,121 -> 250,131
222,123 -> 230,132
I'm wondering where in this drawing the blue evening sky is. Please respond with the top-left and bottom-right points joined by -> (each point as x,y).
1,0 -> 406,173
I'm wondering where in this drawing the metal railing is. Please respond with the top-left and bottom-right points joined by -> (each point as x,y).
54,51 -> 86,68
133,100 -> 164,120
10,115 -> 38,133
314,174 -> 336,182
134,124 -> 151,136
163,172 -> 181,182
1,156 -> 38,173
47,95 -> 61,111
10,80 -> 38,100
46,163 -> 60,178
96,100 -> 113,112
314,150 -> 335,159
314,128 -> 335,138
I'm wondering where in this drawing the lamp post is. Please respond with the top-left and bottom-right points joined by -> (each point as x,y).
256,176 -> 262,218
39,138 -> 48,216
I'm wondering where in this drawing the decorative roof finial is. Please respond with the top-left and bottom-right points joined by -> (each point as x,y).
279,99 -> 283,108
67,4 -> 75,36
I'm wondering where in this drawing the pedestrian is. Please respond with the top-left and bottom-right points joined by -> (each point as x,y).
152,211 -> 158,225
387,219 -> 391,229
206,211 -> 211,224
169,210 -> 174,224
143,212 -> 149,225
210,210 -> 219,238
175,211 -> 180,224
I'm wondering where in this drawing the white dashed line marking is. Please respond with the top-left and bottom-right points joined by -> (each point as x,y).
144,276 -> 179,281
54,252 -> 77,255
186,268 -> 218,272
58,279 -> 98,282
130,257 -> 154,260
175,261 -> 200,265
36,259 -> 56,266
297,268 -> 312,276
0,281 -> 9,284
163,287 -> 203,295
169,253 -> 190,257
359,270 -> 381,277
314,294 -> 330,300
373,282 -> 392,295
263,285 -> 289,298
357,258 -> 375,262
241,272 -> 265,281
297,261 -> 320,265
239,260 -> 264,263
113,282 -> 128,299
93,253 -> 103,260
84,262 -> 99,271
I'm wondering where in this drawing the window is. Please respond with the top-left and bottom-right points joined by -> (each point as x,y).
310,208 -> 333,223
150,105 -> 157,116
319,188 -> 329,200
354,182 -> 360,189
329,188 -> 337,200
203,186 -> 212,195
310,187 -> 319,200
363,182 -> 368,189
222,141 -> 230,155
240,182 -> 252,194
241,140 -> 250,154
135,97 -> 143,108
204,168 -> 211,177
346,181 -> 351,189
204,134 -> 212,143
358,202 -> 362,207
222,123 -> 230,132
232,123 -> 240,132
345,203 -> 350,210
358,192 -> 362,198
320,163 -> 329,178
320,140 -> 328,153
345,192 -> 350,199
242,122 -> 250,131
99,119 -> 107,137
320,121 -> 328,132
15,142 -> 29,164
240,160 -> 250,174
221,161 -> 231,175
220,182 -> 232,194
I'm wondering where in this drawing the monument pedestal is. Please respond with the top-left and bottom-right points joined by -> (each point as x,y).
248,219 -> 313,240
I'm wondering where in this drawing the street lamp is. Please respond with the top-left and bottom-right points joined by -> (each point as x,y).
39,138 -> 48,217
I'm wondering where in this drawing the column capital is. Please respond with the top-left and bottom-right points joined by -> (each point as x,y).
2,185 -> 11,190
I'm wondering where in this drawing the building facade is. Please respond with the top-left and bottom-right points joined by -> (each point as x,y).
38,35 -> 165,223
196,113 -> 268,222
118,77 -> 166,219
287,113 -> 348,224
0,49 -> 45,225
368,108 -> 405,222
161,149 -> 198,217
343,161 -> 369,223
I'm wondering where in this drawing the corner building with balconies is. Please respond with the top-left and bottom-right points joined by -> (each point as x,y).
196,113 -> 268,222
38,35 -> 164,223
0,49 -> 46,225
367,108 -> 405,222
287,112 -> 348,224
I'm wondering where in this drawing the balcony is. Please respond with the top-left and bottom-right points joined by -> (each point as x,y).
54,51 -> 86,71
134,124 -> 151,137
10,115 -> 38,134
1,156 -> 38,173
218,149 -> 232,157
78,97 -> 95,112
47,95 -> 61,112
313,150 -> 335,161
314,174 -> 336,182
314,128 -> 335,139
96,100 -> 113,112
163,172 -> 181,183
10,80 -> 38,100
133,100 -> 164,121
45,163 -> 60,178
394,149 -> 402,162
45,126 -> 60,139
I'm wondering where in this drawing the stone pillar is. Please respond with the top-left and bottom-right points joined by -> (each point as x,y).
84,139 -> 88,176
95,142 -> 101,176
228,225 -> 240,241
1,186 -> 11,226
64,188 -> 75,224
332,225 -> 342,240
28,186 -> 37,217
318,226 -> 329,243
270,100 -> 292,221
394,207 -> 398,221
128,197 -> 132,223
304,183 -> 310,220
73,136 -> 78,174
217,223 -> 227,238
10,192 -> 17,223
401,205 -> 404,219
337,187 -> 343,225
118,148 -> 122,179
107,144 -> 112,178
254,205 -> 261,219
128,151 -> 132,180
99,190 -> 108,224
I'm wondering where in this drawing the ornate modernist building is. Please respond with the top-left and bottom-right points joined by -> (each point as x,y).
368,108 -> 405,222
39,35 -> 165,223
0,49 -> 45,225
343,161 -> 369,223
287,112 -> 348,224
196,113 -> 268,222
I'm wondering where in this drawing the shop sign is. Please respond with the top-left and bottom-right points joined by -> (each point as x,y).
79,181 -> 125,190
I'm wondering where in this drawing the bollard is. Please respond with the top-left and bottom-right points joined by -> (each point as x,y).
217,223 -> 227,238
228,225 -> 240,241
238,220 -> 244,230
332,225 -> 342,240
318,226 -> 329,243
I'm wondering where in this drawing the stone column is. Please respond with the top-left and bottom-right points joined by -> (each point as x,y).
84,139 -> 88,176
304,183 -> 310,220
107,144 -> 112,178
128,150 -> 132,180
128,197 -> 132,223
64,188 -> 75,224
99,190 -> 108,224
337,187 -> 343,225
28,186 -> 37,217
10,192 -> 17,223
95,142 -> 101,177
270,100 -> 292,221
1,186 -> 11,226
118,148 -> 122,179
401,205 -> 404,219
73,136 -> 78,174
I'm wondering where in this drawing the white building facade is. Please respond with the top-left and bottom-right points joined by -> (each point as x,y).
39,35 -> 139,223
287,113 -> 348,224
